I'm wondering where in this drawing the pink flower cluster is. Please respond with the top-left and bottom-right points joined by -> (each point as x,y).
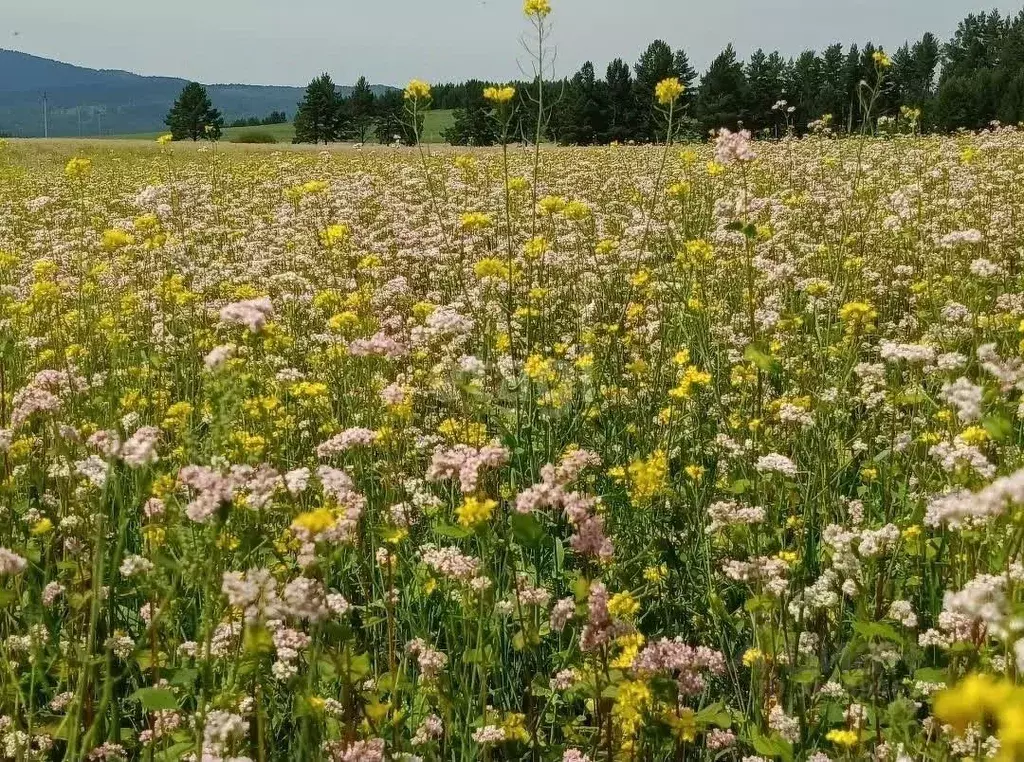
515,449 -> 612,561
632,637 -> 726,695
426,443 -> 509,492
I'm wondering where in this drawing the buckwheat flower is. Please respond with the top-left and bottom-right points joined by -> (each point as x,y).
472,726 -> 506,745
42,581 -> 64,606
203,710 -> 247,753
940,377 -> 983,422
768,704 -> 799,742
755,453 -> 798,477
407,638 -> 448,681
283,576 -> 330,622
550,596 -> 576,631
88,742 -> 127,761
219,297 -> 274,333
879,340 -> 936,365
326,738 -> 386,762
143,498 -> 165,518
284,467 -> 311,495
888,599 -> 918,627
706,500 -> 765,532
120,426 -> 160,467
0,548 -> 27,576
706,729 -> 736,750
563,751 -> 592,762
204,343 -> 236,371
411,715 -> 443,746
550,668 -> 577,690
714,127 -> 756,164
105,633 -> 135,659
119,554 -> 154,578
317,427 -> 379,457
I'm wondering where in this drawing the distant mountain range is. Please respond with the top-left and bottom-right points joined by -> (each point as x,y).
0,49 -> 395,137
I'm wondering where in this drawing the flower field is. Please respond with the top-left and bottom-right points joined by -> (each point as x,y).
4,118 -> 1024,761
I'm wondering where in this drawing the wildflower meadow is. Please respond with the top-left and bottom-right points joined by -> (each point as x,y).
3,4 -> 1024,762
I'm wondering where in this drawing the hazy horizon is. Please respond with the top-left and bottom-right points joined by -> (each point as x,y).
5,0 -> 1022,88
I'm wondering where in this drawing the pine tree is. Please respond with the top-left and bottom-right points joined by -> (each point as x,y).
816,44 -> 848,126
695,44 -> 748,135
787,51 -> 823,132
633,40 -> 679,141
373,90 -> 419,145
348,76 -> 376,143
443,82 -> 498,146
602,59 -> 635,143
745,49 -> 787,135
165,82 -> 223,141
293,73 -> 343,144
553,62 -> 605,144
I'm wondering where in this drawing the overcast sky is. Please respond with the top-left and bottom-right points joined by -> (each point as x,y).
5,0 -> 1020,87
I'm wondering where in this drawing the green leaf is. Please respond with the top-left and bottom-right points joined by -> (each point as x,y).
751,731 -> 793,761
695,701 -> 731,728
433,523 -> 471,539
853,620 -> 903,643
744,343 -> 778,373
983,414 -> 1013,442
129,687 -> 179,711
510,512 -> 544,548
170,668 -> 198,687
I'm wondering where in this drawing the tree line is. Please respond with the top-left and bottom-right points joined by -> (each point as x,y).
164,8 -> 1024,144
437,8 -> 1024,145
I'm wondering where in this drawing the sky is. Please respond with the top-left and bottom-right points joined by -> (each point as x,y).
4,0 -> 1021,87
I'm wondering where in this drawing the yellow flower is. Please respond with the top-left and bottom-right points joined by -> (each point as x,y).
156,133 -> 173,145
654,77 -> 685,106
838,301 -> 877,332
456,495 -> 497,528
826,729 -> 860,748
404,79 -> 432,101
460,212 -> 493,232
101,228 -> 135,251
613,680 -> 651,737
643,564 -> 668,583
65,157 -> 92,179
31,518 -> 54,536
872,50 -> 892,68
537,195 -> 567,215
684,464 -> 705,481
483,86 -> 516,104
626,450 -> 669,503
292,509 -> 336,537
523,0 -> 551,17
321,224 -> 350,247
934,674 -> 1015,732
474,257 -> 511,279
524,354 -> 557,383
611,632 -> 645,668
523,236 -> 548,260
960,425 -> 989,446
742,648 -> 764,667
608,592 -> 640,619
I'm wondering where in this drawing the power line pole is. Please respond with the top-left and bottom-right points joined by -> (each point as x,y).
42,92 -> 48,138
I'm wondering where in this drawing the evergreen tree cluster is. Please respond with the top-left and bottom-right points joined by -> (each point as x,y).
228,111 -> 288,129
435,8 -> 1024,145
292,74 -> 421,145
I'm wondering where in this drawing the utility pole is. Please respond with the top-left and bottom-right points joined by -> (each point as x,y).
42,92 -> 48,138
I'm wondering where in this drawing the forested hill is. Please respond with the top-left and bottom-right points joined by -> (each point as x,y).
0,49 -> 392,137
